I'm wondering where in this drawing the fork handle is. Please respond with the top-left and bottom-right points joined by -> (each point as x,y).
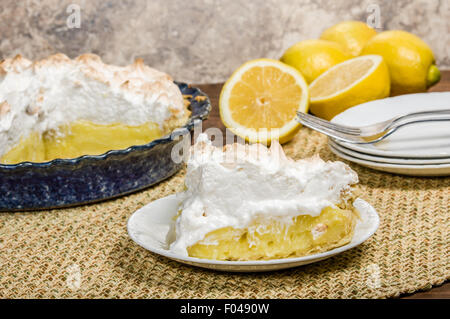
385,115 -> 450,140
389,109 -> 450,129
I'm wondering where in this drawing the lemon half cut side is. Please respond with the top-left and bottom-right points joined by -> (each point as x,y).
219,59 -> 309,144
309,54 -> 390,120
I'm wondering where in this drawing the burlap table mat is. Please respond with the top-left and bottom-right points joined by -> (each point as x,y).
1,128 -> 448,298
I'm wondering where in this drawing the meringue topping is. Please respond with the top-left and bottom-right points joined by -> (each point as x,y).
170,134 -> 359,255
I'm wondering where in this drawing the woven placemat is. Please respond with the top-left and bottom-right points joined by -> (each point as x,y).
1,128 -> 448,298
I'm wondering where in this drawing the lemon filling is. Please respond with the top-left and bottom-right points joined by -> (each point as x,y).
1,120 -> 162,164
187,205 -> 358,261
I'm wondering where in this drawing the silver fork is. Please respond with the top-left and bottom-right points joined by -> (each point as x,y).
296,109 -> 450,144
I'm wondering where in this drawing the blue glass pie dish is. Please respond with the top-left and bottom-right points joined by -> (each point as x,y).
0,82 -> 211,211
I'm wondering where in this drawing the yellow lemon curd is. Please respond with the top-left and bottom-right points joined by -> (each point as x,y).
1,120 -> 162,164
187,205 -> 358,261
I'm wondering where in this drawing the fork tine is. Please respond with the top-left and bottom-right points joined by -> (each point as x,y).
296,115 -> 363,143
296,112 -> 361,135
296,112 -> 360,133
305,113 -> 360,133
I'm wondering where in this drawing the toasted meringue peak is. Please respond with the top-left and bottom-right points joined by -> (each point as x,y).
133,57 -> 146,70
170,134 -> 359,255
0,53 -> 186,157
0,101 -> 10,116
75,53 -> 103,64
0,55 -> 32,72
25,104 -> 40,116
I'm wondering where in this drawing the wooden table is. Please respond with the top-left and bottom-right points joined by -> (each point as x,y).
195,70 -> 450,299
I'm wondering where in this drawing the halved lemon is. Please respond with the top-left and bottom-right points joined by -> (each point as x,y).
309,55 -> 390,120
219,59 -> 309,144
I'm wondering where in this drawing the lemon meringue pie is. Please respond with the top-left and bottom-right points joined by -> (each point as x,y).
170,134 -> 360,261
0,54 -> 189,164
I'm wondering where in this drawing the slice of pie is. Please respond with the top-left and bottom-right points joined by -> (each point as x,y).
170,134 -> 360,261
0,54 -> 189,164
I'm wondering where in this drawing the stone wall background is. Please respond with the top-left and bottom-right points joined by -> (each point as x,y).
0,0 -> 448,83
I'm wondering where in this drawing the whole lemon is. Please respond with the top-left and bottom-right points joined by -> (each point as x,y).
320,21 -> 377,56
280,39 -> 351,84
361,30 -> 440,95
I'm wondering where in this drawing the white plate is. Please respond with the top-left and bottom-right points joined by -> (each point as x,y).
127,194 -> 379,272
329,143 -> 450,176
328,139 -> 450,165
331,92 -> 450,159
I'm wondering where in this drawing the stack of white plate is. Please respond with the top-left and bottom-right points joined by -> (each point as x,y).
328,92 -> 450,176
